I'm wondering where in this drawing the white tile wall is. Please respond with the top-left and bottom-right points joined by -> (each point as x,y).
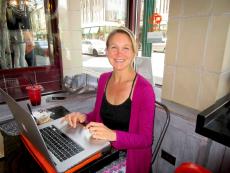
163,0 -> 230,110
58,0 -> 82,76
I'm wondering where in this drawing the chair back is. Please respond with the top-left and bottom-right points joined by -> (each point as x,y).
152,101 -> 170,164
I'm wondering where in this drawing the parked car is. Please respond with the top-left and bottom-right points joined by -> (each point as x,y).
34,40 -> 49,57
152,38 -> 167,53
82,39 -> 106,56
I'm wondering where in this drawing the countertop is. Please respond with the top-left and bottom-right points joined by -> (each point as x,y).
196,93 -> 230,147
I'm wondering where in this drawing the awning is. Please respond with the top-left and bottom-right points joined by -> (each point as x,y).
89,27 -> 99,34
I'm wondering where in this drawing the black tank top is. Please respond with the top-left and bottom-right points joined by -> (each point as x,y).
100,74 -> 137,131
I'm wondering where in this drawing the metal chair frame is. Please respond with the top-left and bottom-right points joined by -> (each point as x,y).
152,101 -> 171,164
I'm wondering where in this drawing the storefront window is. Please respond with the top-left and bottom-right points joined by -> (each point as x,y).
137,0 -> 169,85
0,0 -> 55,69
80,0 -> 127,41
80,0 -> 169,86
0,0 -> 62,103
80,0 -> 127,73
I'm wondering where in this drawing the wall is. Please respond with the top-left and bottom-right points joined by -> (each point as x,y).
158,1 -> 230,168
152,104 -> 230,173
162,0 -> 230,111
58,0 -> 82,76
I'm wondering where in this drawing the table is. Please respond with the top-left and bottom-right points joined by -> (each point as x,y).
0,91 -> 119,173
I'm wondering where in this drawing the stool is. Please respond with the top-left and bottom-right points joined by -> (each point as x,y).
175,162 -> 212,173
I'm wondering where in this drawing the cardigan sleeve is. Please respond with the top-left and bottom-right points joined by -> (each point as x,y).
111,78 -> 155,149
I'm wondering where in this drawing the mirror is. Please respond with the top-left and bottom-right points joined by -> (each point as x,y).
0,0 -> 54,69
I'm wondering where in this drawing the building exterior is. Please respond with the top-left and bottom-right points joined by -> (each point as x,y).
80,0 -> 170,40
80,0 -> 127,40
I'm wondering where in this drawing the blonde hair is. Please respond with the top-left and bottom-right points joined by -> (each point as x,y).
106,27 -> 138,55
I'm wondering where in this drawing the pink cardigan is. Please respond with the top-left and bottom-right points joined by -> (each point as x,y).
87,72 -> 155,173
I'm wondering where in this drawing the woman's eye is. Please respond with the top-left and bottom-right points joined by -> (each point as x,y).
110,46 -> 118,51
109,46 -> 115,49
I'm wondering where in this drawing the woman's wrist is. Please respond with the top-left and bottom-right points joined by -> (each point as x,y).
111,130 -> 117,141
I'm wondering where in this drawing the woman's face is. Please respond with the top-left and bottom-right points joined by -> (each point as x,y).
106,33 -> 135,71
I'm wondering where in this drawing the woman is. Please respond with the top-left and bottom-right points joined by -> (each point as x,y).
64,27 -> 155,173
24,30 -> 35,66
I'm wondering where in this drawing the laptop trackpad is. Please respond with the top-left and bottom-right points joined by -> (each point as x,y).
52,120 -> 104,144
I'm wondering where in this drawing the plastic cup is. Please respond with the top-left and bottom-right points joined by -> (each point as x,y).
26,85 -> 42,106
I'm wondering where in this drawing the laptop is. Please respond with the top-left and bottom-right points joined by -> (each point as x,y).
0,88 -> 110,172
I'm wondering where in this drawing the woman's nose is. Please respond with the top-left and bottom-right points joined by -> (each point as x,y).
115,48 -> 123,55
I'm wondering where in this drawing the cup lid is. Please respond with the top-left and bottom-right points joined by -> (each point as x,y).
26,85 -> 43,90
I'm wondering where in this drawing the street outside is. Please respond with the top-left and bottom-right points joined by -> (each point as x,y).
82,51 -> 165,85
34,50 -> 165,85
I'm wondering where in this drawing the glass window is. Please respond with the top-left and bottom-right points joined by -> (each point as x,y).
0,0 -> 62,103
80,0 -> 127,74
0,0 -> 55,69
137,0 -> 169,86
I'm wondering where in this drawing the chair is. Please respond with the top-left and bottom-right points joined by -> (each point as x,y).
175,162 -> 212,173
151,104 -> 212,173
152,101 -> 170,164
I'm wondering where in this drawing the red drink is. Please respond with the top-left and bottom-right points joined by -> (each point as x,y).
26,85 -> 42,106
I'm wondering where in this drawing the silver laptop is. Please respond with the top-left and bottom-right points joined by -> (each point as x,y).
0,88 -> 110,173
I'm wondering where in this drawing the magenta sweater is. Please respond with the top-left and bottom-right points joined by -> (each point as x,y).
86,72 -> 155,173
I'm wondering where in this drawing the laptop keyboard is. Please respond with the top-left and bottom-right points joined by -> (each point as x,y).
40,125 -> 84,162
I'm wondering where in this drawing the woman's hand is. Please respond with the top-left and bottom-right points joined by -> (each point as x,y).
86,122 -> 117,141
63,112 -> 86,128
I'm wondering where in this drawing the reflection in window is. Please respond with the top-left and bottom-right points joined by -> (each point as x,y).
0,0 -> 52,69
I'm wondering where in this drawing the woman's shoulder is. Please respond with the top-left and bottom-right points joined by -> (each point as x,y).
135,73 -> 155,101
100,72 -> 112,78
136,73 -> 153,89
99,72 -> 111,79
98,72 -> 112,84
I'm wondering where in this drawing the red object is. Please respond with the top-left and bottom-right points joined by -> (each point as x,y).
148,13 -> 162,24
26,85 -> 42,106
175,162 -> 212,173
153,13 -> 162,24
148,12 -> 162,31
20,134 -> 103,173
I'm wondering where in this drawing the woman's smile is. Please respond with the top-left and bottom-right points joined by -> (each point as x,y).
106,33 -> 135,71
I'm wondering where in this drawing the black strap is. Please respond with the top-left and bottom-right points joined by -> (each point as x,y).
104,73 -> 112,91
128,73 -> 137,98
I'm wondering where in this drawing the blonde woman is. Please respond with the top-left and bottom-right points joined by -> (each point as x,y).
64,27 -> 155,173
